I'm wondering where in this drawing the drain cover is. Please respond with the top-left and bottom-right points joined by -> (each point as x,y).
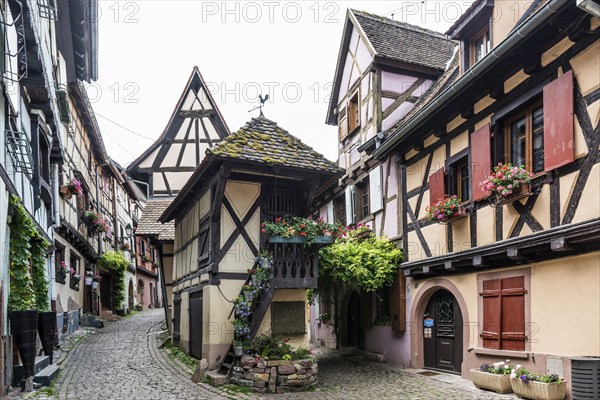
418,371 -> 440,376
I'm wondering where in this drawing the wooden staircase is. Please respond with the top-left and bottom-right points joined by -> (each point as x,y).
217,281 -> 276,378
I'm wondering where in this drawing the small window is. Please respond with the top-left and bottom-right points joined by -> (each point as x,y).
69,254 -> 80,291
449,157 -> 470,202
348,91 -> 360,134
375,286 -> 391,325
504,103 -> 544,173
355,178 -> 370,221
334,195 -> 346,226
55,243 -> 65,284
470,26 -> 490,65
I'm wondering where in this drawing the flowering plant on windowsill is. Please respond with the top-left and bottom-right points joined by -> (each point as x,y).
481,163 -> 532,198
425,195 -> 466,223
82,211 -> 108,234
70,268 -> 81,282
66,178 -> 83,196
511,366 -> 563,384
58,261 -> 69,275
262,216 -> 344,243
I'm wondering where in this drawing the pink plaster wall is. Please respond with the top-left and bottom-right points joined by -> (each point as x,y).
381,72 -> 418,94
383,102 -> 415,131
364,326 -> 411,366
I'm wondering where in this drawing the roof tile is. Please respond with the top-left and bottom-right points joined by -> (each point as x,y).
136,199 -> 175,241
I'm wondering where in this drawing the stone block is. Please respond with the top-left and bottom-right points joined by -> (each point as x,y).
254,380 -> 266,388
297,373 -> 312,380
254,368 -> 265,373
287,374 -> 298,380
278,364 -> 296,375
298,360 -> 313,369
266,360 -> 292,367
253,373 -> 270,382
191,359 -> 209,383
269,367 -> 277,393
288,375 -> 315,387
277,375 -> 288,385
206,371 -> 228,386
252,387 -> 266,393
243,372 -> 254,380
239,379 -> 254,387
233,366 -> 244,372
256,361 -> 266,368
241,355 -> 256,368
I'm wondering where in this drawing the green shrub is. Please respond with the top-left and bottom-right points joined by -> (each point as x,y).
98,251 -> 128,308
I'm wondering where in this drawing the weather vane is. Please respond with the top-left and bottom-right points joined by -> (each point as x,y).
248,94 -> 269,117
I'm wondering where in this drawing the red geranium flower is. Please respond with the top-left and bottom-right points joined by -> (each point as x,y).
300,232 -> 307,236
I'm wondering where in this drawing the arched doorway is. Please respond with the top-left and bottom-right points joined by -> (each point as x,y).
128,280 -> 134,310
138,279 -> 144,307
423,289 -> 463,374
346,291 -> 362,347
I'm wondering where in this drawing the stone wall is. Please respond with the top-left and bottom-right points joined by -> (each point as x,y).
231,355 -> 318,394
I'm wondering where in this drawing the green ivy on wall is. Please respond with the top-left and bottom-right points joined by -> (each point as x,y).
8,195 -> 50,312
98,251 -> 128,309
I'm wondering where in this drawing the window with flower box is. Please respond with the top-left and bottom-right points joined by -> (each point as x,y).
70,253 -> 80,291
55,243 -> 66,284
334,195 -> 346,226
504,102 -> 544,174
355,178 -> 370,222
446,150 -> 470,202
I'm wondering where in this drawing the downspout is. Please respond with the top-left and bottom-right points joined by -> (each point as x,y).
374,0 -> 570,157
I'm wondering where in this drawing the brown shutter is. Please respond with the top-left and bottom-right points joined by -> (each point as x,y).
429,168 -> 445,206
500,276 -> 526,351
390,271 -> 406,332
480,279 -> 501,350
471,124 -> 492,201
543,70 -> 574,171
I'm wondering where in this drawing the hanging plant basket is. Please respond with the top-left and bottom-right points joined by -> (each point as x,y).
37,311 -> 56,364
9,311 -> 39,383
85,276 -> 93,286
492,184 -> 531,207
268,236 -> 333,244
59,185 -> 72,199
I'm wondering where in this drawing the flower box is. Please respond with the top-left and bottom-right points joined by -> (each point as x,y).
59,185 -> 73,199
493,184 -> 531,207
268,236 -> 333,244
439,205 -> 468,225
470,369 -> 513,394
510,379 -> 566,400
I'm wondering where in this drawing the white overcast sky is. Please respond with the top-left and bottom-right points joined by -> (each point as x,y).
90,1 -> 475,166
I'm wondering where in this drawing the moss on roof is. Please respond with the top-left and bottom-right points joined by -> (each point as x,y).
208,116 -> 340,173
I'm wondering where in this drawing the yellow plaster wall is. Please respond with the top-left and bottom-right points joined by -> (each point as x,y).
502,203 -> 520,240
541,37 -> 574,67
476,206 -> 496,247
474,96 -> 495,115
573,163 -> 600,224
529,184 -> 551,230
530,253 -> 600,355
560,171 -> 579,220
570,40 -> 600,96
257,289 -> 310,349
492,1 -> 531,46
450,131 -> 469,156
451,217 -> 471,253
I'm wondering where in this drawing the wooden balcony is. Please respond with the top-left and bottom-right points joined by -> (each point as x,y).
268,237 -> 331,289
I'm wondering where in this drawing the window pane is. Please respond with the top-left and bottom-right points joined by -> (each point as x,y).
460,164 -> 470,201
474,37 -> 484,62
510,117 -> 527,168
532,107 -> 544,173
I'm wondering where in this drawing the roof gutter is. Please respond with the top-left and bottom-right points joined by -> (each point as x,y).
374,0 -> 570,159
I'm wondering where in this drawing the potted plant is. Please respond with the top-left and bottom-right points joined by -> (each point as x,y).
233,340 -> 244,357
92,273 -> 101,289
511,366 -> 567,400
242,285 -> 256,302
84,270 -> 94,286
70,268 -> 81,288
470,361 -> 514,394
60,178 -> 83,199
481,163 -> 533,206
425,195 -> 468,224
82,211 -> 108,235
57,261 -> 69,283
262,217 -> 341,244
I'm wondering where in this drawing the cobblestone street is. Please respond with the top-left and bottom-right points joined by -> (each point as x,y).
35,310 -> 514,399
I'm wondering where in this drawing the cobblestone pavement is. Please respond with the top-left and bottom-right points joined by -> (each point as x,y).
20,309 -> 514,400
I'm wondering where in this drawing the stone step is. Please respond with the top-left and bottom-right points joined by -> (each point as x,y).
206,371 -> 228,386
13,356 -> 50,385
33,364 -> 60,386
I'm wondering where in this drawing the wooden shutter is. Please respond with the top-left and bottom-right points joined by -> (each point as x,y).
390,271 -> 406,332
480,279 -> 501,349
429,168 -> 446,206
369,166 -> 383,213
543,70 -> 574,171
471,124 -> 492,201
345,186 -> 355,225
500,276 -> 526,351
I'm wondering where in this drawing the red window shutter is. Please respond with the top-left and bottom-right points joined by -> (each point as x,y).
543,70 -> 574,171
471,124 -> 492,201
429,168 -> 445,206
500,276 -> 526,351
480,279 -> 501,350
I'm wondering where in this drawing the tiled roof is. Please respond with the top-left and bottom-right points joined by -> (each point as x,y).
207,116 -> 340,174
351,9 -> 456,71
136,199 -> 175,241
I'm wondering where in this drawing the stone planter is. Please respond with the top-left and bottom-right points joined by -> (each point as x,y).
470,369 -> 513,394
230,356 -> 318,394
510,379 -> 566,400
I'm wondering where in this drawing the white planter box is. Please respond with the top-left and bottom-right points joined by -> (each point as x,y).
470,369 -> 513,394
510,379 -> 566,400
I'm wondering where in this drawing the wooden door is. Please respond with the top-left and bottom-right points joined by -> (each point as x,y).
423,290 -> 463,373
100,272 -> 112,310
189,292 -> 203,359
346,292 -> 362,347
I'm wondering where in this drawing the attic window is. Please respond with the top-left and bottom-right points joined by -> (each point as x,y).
348,91 -> 360,134
470,26 -> 490,65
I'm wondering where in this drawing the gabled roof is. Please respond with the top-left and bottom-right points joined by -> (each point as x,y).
351,10 -> 456,71
326,9 -> 456,124
136,199 -> 174,241
208,116 -> 340,174
127,67 -> 230,173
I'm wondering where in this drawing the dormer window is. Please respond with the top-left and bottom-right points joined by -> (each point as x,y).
470,26 -> 490,65
338,90 -> 361,143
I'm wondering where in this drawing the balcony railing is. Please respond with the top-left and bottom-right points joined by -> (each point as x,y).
268,238 -> 330,289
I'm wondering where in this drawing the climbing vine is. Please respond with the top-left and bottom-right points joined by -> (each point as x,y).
8,195 -> 49,312
318,226 -> 402,292
98,251 -> 128,309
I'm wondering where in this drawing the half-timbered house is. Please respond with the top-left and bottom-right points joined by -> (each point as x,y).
365,0 -> 600,395
159,115 -> 340,370
128,67 -> 229,331
311,9 -> 456,364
